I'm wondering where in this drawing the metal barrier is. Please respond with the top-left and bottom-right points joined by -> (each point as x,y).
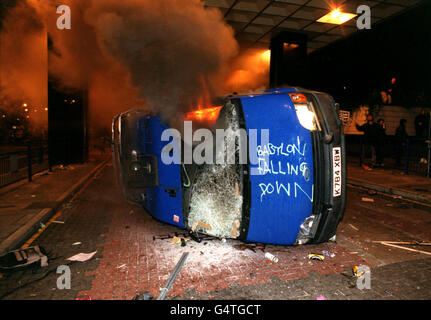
0,143 -> 50,188
405,138 -> 431,177
358,135 -> 431,177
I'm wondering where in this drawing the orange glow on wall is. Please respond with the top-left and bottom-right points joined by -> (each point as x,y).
283,43 -> 299,51
262,50 -> 271,63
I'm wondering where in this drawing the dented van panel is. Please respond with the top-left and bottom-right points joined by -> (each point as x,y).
112,88 -> 346,245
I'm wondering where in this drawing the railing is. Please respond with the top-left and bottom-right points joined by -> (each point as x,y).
0,142 -> 50,188
405,138 -> 431,177
358,135 -> 431,177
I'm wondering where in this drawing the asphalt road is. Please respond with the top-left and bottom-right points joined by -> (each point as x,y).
0,164 -> 430,300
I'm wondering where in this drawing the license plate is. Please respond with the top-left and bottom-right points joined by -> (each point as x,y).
332,147 -> 342,197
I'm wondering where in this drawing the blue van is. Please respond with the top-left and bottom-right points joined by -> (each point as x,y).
112,87 -> 346,245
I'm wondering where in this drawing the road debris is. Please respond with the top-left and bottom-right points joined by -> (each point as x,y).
353,266 -> 365,277
171,236 -> 190,246
348,224 -> 359,231
132,291 -> 153,300
72,242 -> 82,246
372,241 -> 431,246
188,230 -> 202,243
67,251 -> 97,262
264,252 -> 279,263
157,252 -> 189,300
308,254 -> 325,261
116,264 -> 127,269
373,241 -> 431,256
0,246 -> 48,270
58,164 -> 75,170
361,197 -> 374,202
322,250 -> 335,258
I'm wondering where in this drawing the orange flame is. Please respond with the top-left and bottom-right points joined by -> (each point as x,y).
185,106 -> 222,122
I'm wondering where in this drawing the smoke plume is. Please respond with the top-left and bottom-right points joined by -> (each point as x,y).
1,0 -> 271,139
0,0 -> 47,135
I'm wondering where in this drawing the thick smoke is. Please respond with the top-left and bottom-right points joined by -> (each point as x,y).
0,0 -> 48,135
45,0 -> 239,131
212,48 -> 270,96
87,1 -> 238,122
1,0 -> 270,141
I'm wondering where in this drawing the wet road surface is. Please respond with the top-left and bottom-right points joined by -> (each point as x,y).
1,163 -> 430,300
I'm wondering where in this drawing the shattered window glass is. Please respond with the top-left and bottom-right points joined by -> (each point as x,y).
187,102 -> 244,239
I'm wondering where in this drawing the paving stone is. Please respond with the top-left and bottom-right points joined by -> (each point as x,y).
1,165 -> 431,300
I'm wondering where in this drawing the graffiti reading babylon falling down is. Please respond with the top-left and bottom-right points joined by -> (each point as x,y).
256,137 -> 314,202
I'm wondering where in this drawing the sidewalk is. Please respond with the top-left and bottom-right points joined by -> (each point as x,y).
0,156 -> 109,255
347,160 -> 431,205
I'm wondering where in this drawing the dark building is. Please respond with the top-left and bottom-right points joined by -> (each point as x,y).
306,1 -> 431,108
269,31 -> 308,88
47,78 -> 88,165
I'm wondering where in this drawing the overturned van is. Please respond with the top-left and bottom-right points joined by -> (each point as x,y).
112,87 -> 346,245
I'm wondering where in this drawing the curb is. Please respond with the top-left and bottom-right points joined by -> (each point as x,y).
347,177 -> 431,206
0,158 -> 110,255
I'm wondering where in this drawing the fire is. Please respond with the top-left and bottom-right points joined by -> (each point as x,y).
262,49 -> 271,63
185,106 -> 222,122
185,76 -> 222,123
